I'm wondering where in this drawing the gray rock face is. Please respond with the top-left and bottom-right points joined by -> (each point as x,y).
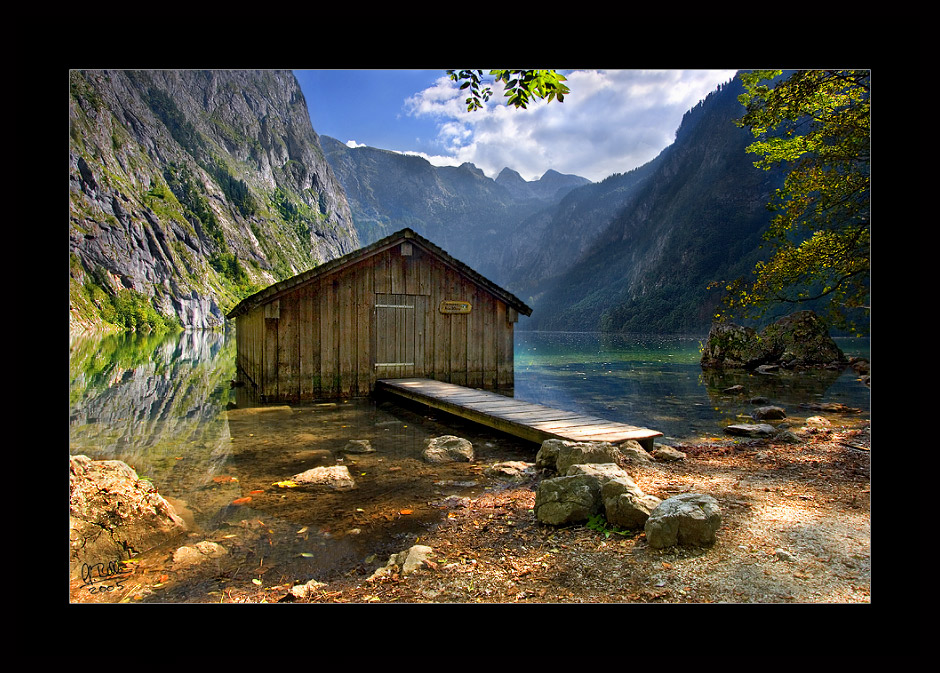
644,494 -> 722,549
618,440 -> 654,463
535,438 -> 568,470
69,69 -> 359,330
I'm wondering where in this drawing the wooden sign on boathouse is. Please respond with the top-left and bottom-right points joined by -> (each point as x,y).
226,228 -> 533,402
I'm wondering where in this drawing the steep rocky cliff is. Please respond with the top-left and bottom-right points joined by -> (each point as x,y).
69,69 -> 358,331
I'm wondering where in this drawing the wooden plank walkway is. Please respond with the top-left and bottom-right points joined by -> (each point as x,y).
376,378 -> 662,450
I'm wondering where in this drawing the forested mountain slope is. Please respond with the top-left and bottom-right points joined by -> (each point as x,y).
523,76 -> 786,333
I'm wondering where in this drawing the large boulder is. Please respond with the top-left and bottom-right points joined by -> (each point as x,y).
69,455 -> 187,578
644,494 -> 722,549
699,323 -> 766,369
555,441 -> 622,474
534,463 -> 634,525
701,311 -> 846,370
423,435 -> 474,463
602,477 -> 662,529
534,474 -> 605,525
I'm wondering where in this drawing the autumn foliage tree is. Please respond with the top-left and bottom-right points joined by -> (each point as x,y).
715,69 -> 871,333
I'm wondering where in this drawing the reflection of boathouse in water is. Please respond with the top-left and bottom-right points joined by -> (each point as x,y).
227,228 -> 533,403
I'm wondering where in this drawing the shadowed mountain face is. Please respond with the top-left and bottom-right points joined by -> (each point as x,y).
320,136 -> 591,287
321,76 -> 789,335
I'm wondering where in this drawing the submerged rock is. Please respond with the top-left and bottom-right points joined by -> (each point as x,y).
290,465 -> 356,490
724,423 -> 776,437
341,439 -> 374,454
752,405 -> 787,420
423,435 -> 474,463
172,541 -> 228,567
485,461 -> 536,482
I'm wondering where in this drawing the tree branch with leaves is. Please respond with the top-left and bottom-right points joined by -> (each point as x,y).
714,69 -> 871,333
447,69 -> 569,111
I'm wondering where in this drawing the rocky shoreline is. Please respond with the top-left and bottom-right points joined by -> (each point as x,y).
69,403 -> 870,604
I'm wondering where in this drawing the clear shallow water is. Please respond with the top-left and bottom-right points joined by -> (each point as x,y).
514,331 -> 870,442
69,328 -> 870,513
69,328 -> 869,600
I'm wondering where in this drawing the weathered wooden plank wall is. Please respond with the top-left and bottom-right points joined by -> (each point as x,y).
234,242 -> 518,402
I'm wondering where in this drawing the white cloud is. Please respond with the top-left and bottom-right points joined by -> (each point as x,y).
404,69 -> 738,183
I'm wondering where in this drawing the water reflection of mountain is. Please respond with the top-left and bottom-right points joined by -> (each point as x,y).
68,329 -> 236,497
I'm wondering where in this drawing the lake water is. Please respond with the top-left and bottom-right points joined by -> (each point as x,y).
514,331 -> 870,441
68,328 -> 869,600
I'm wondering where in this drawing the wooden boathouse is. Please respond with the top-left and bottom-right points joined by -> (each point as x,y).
227,228 -> 533,402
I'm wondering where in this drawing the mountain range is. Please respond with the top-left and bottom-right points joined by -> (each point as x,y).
68,69 -> 787,335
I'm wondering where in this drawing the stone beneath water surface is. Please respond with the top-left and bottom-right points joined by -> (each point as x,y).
422,435 -> 474,463
290,465 -> 357,490
724,423 -> 776,438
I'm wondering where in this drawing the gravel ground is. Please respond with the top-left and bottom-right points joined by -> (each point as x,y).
273,423 -> 872,605
69,418 -> 871,607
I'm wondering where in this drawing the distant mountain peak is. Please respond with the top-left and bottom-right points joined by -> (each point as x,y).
495,167 -> 526,184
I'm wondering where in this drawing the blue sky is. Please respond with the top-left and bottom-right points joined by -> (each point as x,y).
294,69 -> 739,183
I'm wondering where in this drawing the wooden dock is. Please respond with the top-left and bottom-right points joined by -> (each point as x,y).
376,378 -> 662,450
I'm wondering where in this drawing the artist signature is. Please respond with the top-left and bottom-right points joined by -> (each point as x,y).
79,558 -> 134,594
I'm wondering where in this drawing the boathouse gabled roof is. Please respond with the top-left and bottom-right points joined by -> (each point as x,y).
225,228 -> 533,320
